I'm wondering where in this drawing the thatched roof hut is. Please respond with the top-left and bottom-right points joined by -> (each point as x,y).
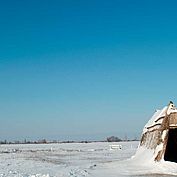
139,101 -> 177,163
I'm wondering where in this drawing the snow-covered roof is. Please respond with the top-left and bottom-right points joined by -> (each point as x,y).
143,103 -> 177,133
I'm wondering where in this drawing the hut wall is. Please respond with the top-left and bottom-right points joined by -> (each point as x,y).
140,129 -> 162,149
169,113 -> 177,126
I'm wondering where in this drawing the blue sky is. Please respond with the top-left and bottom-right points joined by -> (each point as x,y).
0,0 -> 177,141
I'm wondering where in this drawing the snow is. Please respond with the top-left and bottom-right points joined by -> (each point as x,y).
143,106 -> 167,133
161,130 -> 167,141
0,142 -> 137,177
0,141 -> 177,177
143,103 -> 177,133
131,145 -> 177,176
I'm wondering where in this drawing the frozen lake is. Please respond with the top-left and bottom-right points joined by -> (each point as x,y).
0,141 -> 176,177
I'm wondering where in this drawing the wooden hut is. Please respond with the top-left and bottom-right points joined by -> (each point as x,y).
139,101 -> 177,163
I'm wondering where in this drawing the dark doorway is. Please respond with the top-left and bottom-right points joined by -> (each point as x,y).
164,129 -> 177,162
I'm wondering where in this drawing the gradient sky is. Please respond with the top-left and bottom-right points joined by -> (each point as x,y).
1,0 -> 177,141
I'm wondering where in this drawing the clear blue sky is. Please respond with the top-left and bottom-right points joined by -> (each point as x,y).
0,0 -> 177,141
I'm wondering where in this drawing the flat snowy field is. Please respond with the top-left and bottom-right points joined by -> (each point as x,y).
0,141 -> 176,177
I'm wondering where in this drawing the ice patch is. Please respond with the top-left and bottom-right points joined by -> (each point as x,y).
69,168 -> 88,177
29,174 -> 51,177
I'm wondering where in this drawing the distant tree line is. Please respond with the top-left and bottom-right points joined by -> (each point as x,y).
0,139 -> 47,144
0,139 -> 94,144
107,136 -> 122,142
0,136 -> 138,145
106,135 -> 139,142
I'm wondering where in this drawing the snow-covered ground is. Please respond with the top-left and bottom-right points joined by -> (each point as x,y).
0,141 -> 176,177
